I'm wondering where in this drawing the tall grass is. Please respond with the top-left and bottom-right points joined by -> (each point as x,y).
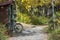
0,24 -> 8,40
47,11 -> 60,40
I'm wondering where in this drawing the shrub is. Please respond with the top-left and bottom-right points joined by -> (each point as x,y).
38,16 -> 49,24
0,24 -> 8,40
47,13 -> 60,40
17,13 -> 31,24
31,16 -> 48,25
30,15 -> 41,25
49,27 -> 60,40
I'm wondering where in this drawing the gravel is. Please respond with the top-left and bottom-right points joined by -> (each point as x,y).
9,24 -> 48,40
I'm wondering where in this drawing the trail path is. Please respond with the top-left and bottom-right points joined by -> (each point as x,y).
9,23 -> 48,40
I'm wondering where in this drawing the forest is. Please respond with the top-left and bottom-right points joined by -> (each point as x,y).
0,0 -> 60,40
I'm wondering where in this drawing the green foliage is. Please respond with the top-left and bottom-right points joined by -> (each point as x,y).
17,13 -> 31,24
31,16 -> 48,25
30,15 -> 41,25
0,24 -> 8,40
17,12 -> 49,25
47,11 -> 60,40
52,27 -> 60,34
48,26 -> 60,40
38,16 -> 49,24
16,0 -> 60,12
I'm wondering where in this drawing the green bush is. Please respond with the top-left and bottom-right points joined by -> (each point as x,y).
0,24 -> 8,40
17,13 -> 31,24
48,26 -> 60,40
47,17 -> 60,40
38,16 -> 49,24
31,16 -> 48,25
30,15 -> 41,25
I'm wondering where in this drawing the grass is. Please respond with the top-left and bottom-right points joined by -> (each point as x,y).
0,24 -> 8,40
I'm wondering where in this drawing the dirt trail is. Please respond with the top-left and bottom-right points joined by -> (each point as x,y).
9,23 -> 48,40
